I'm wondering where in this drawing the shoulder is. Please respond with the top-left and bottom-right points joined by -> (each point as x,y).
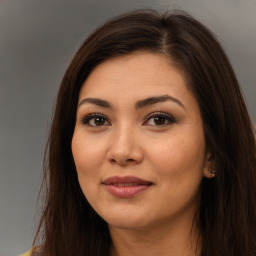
20,246 -> 42,256
20,249 -> 32,256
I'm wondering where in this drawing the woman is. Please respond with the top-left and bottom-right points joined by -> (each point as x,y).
22,9 -> 256,256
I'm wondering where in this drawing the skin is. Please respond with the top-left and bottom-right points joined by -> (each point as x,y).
72,52 -> 213,256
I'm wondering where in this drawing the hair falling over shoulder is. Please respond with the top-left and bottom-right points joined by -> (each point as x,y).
32,9 -> 256,256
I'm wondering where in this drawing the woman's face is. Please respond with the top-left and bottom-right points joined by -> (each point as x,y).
72,52 -> 212,230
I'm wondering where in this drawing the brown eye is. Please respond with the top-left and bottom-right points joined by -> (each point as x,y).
152,116 -> 166,125
92,117 -> 106,126
143,112 -> 175,126
81,114 -> 110,127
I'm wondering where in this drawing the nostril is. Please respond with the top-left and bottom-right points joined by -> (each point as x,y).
110,158 -> 116,163
106,146 -> 143,165
109,158 -> 136,165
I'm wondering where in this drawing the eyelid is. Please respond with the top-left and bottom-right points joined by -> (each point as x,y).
143,111 -> 175,126
80,113 -> 111,126
79,111 -> 175,127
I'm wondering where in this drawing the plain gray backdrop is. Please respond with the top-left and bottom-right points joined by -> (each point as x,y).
0,0 -> 255,255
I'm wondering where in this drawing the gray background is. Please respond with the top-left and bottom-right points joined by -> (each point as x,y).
0,0 -> 255,255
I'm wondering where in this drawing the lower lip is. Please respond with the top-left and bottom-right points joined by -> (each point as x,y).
104,184 -> 152,198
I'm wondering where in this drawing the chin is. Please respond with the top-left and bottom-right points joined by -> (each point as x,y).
102,211 -> 151,230
108,219 -> 150,231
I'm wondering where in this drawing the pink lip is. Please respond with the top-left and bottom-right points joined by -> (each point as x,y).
102,176 -> 153,198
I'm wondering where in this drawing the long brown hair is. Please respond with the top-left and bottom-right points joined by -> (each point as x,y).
33,9 -> 256,256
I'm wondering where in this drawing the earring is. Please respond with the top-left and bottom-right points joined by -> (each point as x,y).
209,168 -> 216,178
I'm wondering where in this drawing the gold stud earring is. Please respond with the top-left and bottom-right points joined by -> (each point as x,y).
209,168 -> 216,178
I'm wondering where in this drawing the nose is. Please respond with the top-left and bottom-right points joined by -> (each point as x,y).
106,125 -> 143,166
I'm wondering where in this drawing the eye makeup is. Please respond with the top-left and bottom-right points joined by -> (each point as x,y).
80,113 -> 110,127
80,111 -> 175,128
143,111 -> 175,126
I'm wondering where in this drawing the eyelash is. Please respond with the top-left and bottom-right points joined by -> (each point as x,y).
81,113 -> 109,126
144,112 -> 175,126
80,112 -> 175,127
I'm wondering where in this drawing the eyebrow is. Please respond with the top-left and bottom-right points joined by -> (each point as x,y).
78,94 -> 185,110
78,98 -> 112,108
135,95 -> 185,110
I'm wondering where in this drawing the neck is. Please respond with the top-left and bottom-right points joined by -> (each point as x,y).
109,215 -> 201,256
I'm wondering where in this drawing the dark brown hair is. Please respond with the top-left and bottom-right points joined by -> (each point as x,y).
34,9 -> 256,256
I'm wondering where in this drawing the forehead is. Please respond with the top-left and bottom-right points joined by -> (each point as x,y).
79,52 -> 193,106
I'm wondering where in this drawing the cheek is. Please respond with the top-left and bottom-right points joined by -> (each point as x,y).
146,130 -> 205,213
71,131 -> 106,183
146,128 -> 206,178
71,131 -> 106,204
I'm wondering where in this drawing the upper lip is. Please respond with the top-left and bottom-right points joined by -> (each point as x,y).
102,176 -> 153,185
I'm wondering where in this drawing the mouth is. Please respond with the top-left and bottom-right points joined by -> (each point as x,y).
102,176 -> 153,198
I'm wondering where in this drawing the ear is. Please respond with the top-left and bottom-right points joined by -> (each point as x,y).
203,151 -> 215,179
